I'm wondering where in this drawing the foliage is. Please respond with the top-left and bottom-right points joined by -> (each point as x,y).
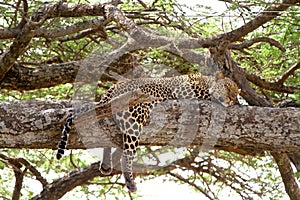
0,0 -> 299,199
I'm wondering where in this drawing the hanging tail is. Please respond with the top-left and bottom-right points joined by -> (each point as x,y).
56,112 -> 74,160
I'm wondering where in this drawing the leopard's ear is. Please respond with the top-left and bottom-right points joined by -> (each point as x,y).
214,71 -> 225,80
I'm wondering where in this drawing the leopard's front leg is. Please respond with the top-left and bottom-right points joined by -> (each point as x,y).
122,150 -> 138,192
115,103 -> 149,192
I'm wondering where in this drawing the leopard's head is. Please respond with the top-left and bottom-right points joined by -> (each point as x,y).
209,71 -> 240,107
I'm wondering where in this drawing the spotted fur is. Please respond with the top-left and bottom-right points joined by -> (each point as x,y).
56,72 -> 239,192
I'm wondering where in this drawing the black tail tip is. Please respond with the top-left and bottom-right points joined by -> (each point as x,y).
126,182 -> 137,193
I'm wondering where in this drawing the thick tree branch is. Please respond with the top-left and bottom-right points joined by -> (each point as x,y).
0,100 -> 299,154
0,63 -> 79,91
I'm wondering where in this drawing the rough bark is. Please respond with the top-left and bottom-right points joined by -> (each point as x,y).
0,100 -> 299,155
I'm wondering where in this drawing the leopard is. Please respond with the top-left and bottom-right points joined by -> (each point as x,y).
56,71 -> 240,192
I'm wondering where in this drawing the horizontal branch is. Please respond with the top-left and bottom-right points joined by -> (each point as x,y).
0,100 -> 299,155
0,53 -> 136,91
31,148 -> 188,200
0,63 -> 79,90
31,161 -> 103,200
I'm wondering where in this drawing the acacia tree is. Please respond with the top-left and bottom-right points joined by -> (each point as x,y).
0,0 -> 300,199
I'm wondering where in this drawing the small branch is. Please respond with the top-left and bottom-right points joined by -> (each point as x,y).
0,154 -> 26,200
137,0 -> 148,9
0,154 -> 22,172
31,162 -> 104,200
277,62 -> 300,85
271,152 -> 300,200
12,169 -> 27,200
0,15 -> 108,40
58,27 -> 107,42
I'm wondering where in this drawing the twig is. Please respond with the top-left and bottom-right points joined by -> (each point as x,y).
69,150 -> 79,169
169,172 -> 216,200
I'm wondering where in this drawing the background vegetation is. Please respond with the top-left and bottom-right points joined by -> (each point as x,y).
0,0 -> 299,199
